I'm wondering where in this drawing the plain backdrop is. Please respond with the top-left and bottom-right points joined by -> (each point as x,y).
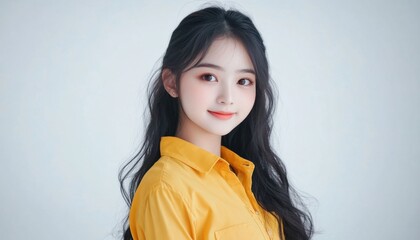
1,0 -> 419,239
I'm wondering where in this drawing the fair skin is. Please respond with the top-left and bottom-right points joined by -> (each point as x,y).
162,37 -> 256,156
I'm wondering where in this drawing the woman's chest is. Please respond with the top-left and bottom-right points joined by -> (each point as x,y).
185,171 -> 279,240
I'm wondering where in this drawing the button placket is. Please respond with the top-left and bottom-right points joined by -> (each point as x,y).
253,211 -> 272,240
218,162 -> 255,211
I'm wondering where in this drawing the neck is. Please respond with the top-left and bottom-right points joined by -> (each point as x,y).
175,107 -> 223,156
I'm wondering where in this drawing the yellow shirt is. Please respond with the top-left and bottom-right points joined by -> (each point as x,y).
129,136 -> 285,240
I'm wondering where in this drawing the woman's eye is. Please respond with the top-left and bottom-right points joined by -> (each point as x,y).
201,74 -> 217,82
238,79 -> 252,86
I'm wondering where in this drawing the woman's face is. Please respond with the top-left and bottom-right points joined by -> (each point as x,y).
176,37 -> 256,138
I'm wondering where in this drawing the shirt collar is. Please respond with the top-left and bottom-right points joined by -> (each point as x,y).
160,136 -> 254,174
221,145 -> 255,173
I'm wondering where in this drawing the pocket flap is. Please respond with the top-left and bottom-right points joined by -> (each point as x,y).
214,223 -> 263,240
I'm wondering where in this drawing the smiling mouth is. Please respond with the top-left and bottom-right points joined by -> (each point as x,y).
208,110 -> 235,120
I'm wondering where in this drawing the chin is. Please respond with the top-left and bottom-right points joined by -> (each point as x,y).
206,127 -> 236,137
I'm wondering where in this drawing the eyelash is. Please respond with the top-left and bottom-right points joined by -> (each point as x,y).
200,74 -> 253,86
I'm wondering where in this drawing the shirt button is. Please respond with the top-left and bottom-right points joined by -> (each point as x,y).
267,228 -> 273,238
255,210 -> 259,215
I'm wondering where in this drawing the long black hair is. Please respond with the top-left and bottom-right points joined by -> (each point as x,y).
119,6 -> 313,240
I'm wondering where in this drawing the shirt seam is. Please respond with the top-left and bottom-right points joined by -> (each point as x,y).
160,160 -> 197,235
142,180 -> 196,238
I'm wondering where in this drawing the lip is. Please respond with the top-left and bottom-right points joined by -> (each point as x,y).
208,110 -> 235,120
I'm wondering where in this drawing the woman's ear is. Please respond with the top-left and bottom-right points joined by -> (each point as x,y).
162,68 -> 178,98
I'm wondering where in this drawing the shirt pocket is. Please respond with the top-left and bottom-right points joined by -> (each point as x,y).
214,222 -> 263,240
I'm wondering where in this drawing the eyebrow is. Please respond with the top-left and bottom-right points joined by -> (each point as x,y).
193,62 -> 256,75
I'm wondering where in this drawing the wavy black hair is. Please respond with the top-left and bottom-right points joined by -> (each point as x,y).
119,6 -> 313,240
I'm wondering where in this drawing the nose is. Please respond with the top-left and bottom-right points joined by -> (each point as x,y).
217,82 -> 234,105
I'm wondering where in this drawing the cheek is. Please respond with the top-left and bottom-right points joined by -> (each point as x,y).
179,81 -> 213,109
239,89 -> 256,111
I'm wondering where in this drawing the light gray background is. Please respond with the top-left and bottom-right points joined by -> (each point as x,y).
1,0 -> 419,239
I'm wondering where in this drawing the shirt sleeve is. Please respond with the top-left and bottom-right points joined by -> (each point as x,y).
130,183 -> 195,240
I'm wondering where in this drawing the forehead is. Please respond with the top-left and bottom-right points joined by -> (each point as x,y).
194,37 -> 254,71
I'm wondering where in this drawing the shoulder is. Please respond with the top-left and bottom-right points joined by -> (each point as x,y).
129,156 -> 196,238
134,155 -> 194,201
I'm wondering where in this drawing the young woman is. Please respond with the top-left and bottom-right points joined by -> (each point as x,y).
119,6 -> 313,240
